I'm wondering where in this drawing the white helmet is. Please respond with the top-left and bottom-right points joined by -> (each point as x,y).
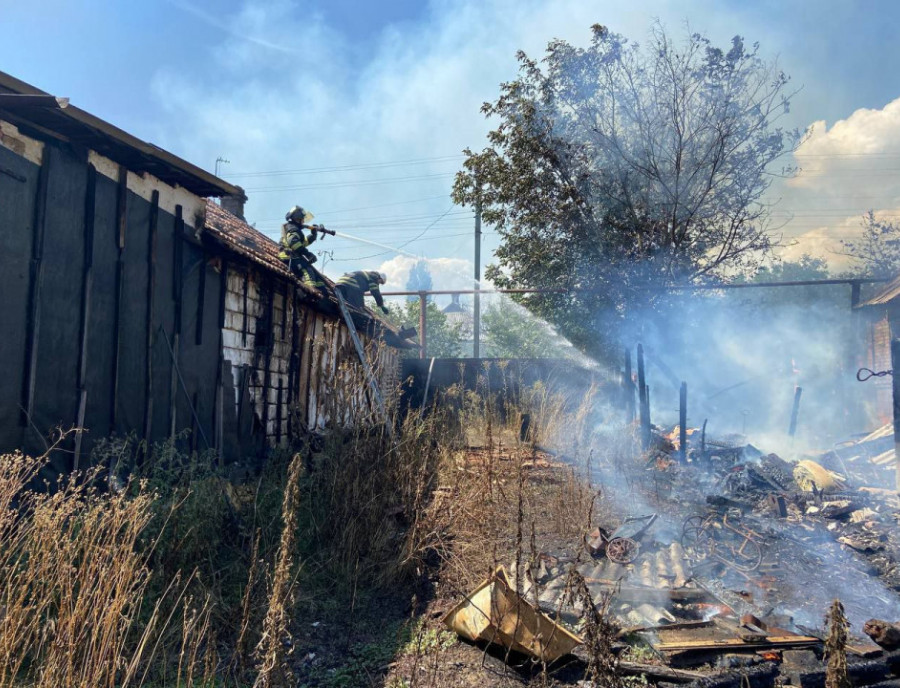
377,272 -> 387,284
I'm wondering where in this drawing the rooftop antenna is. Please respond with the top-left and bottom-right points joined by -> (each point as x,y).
215,156 -> 230,177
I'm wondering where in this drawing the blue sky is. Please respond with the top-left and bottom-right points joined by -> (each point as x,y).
5,0 -> 900,291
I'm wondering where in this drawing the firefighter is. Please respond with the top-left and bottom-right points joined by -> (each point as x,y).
336,270 -> 389,313
278,205 -> 327,294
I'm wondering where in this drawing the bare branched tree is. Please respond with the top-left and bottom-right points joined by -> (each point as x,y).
454,23 -> 799,357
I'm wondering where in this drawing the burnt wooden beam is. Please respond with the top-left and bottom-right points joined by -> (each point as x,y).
190,391 -> 199,453
110,164 -> 128,432
215,259 -> 228,462
143,190 -> 159,448
788,386 -> 803,438
287,288 -> 300,440
280,286 -> 288,339
195,253 -> 206,346
275,381 -> 283,444
241,269 -> 249,346
169,204 -> 184,439
20,144 -> 52,427
73,163 -> 97,469
624,347 -> 634,425
260,281 -> 275,444
637,343 -> 651,450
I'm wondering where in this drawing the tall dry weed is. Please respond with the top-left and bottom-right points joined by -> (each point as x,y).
254,450 -> 303,688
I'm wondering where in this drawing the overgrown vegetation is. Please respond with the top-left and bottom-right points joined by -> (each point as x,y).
0,357 -> 622,687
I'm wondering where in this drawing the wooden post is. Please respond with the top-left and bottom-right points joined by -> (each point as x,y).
624,347 -> 635,425
169,205 -> 184,440
788,386 -> 803,438
679,382 -> 687,464
110,165 -> 128,433
419,291 -> 427,359
73,164 -> 97,470
891,339 -> 900,492
260,282 -> 274,444
637,344 -> 651,450
143,190 -> 159,447
20,148 -> 52,428
214,259 -> 227,463
241,270 -> 249,346
700,418 -> 708,464
195,254 -> 206,345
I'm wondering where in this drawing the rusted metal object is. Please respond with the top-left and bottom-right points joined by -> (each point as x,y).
442,566 -> 582,663
681,513 -> 763,572
586,514 -> 657,564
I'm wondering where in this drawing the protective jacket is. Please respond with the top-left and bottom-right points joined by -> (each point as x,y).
336,270 -> 385,309
277,222 -> 317,260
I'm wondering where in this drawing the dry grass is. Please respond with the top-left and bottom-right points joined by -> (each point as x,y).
0,448 -> 213,687
0,355 -> 614,687
254,451 -> 304,688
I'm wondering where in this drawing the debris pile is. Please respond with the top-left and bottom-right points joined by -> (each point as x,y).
444,422 -> 900,685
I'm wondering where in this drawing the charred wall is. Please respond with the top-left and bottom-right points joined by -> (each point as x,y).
0,119 -> 402,470
0,123 -> 221,468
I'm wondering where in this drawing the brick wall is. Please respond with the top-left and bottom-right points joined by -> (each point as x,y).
222,265 -> 400,447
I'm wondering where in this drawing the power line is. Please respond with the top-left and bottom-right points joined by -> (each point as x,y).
228,154 -> 464,177
244,172 -> 456,193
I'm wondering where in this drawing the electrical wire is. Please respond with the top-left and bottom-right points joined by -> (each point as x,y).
244,172 -> 456,193
228,154 -> 464,177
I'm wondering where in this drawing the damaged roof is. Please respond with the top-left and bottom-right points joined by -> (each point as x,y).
0,70 -> 240,198
858,273 -> 900,308
203,201 -> 416,348
204,200 -> 318,296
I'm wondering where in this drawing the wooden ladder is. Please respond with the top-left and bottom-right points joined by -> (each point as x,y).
334,290 -> 391,435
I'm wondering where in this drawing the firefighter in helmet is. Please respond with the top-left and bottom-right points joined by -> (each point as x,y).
278,205 -> 327,294
335,270 -> 389,313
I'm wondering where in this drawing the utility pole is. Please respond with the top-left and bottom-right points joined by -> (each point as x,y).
215,156 -> 230,177
473,192 -> 482,359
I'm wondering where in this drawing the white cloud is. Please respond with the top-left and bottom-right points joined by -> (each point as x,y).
148,0 -> 724,277
375,255 -> 484,294
772,97 -> 900,269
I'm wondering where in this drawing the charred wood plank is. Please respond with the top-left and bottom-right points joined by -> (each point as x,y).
638,343 -> 650,450
110,164 -> 128,432
676,663 -> 779,688
20,145 -> 52,427
866,620 -> 900,650
143,190 -> 159,446
73,163 -> 97,469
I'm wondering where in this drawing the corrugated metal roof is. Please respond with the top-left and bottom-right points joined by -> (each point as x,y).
857,273 -> 900,307
0,70 -> 240,198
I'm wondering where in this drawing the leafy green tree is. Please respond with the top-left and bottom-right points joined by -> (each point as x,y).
378,299 -> 463,358
453,23 -> 798,360
839,211 -> 900,277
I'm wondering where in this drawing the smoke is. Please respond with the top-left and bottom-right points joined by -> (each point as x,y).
619,285 -> 869,458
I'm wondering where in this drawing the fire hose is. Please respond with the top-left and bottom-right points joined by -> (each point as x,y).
857,367 -> 893,381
